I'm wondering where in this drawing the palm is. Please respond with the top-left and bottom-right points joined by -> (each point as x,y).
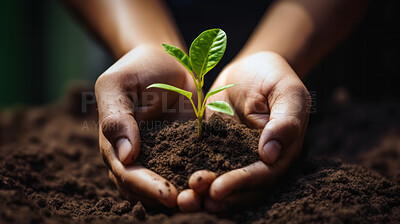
126,46 -> 197,123
206,57 -> 272,129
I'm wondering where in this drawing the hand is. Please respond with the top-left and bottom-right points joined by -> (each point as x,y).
95,44 -> 197,207
177,52 -> 310,212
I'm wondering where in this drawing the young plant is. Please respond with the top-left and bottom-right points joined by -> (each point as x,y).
146,28 -> 236,137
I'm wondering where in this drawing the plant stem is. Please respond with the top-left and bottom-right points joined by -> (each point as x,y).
197,114 -> 202,137
197,87 -> 202,137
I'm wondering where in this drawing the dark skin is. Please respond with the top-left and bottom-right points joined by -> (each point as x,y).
63,0 -> 370,212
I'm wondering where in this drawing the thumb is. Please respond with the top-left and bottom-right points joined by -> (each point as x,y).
258,116 -> 302,164
96,75 -> 140,166
258,86 -> 310,165
101,113 -> 140,165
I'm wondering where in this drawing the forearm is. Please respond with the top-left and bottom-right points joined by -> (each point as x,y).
62,0 -> 184,59
236,0 -> 370,77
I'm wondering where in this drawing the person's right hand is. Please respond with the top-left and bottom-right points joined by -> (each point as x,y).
95,44 -> 197,207
177,52 -> 310,212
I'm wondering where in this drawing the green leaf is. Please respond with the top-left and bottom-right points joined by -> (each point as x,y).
146,83 -> 192,100
206,101 -> 234,116
162,44 -> 193,73
204,84 -> 237,102
189,29 -> 227,78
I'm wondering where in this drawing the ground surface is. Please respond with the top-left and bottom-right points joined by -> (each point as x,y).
0,87 -> 399,223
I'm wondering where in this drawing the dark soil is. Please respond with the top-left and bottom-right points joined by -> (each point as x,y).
0,86 -> 399,223
138,115 -> 260,191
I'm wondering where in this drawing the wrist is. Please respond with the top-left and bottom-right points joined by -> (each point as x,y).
113,29 -> 186,59
231,50 -> 288,67
234,47 -> 307,77
113,35 -> 135,59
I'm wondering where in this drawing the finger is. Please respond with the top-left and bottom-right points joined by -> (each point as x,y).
258,116 -> 301,165
209,161 -> 272,201
119,163 -> 178,208
204,196 -> 226,213
109,171 -> 160,206
237,88 -> 270,129
177,189 -> 202,212
109,161 -> 178,207
95,73 -> 140,165
188,170 -> 217,195
259,83 -> 310,165
100,126 -> 178,208
204,191 -> 261,213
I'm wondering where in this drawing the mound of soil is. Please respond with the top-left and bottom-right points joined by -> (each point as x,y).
0,86 -> 399,223
360,135 -> 400,181
138,115 -> 260,191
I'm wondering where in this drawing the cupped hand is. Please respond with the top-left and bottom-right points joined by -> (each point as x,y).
177,52 -> 311,212
95,44 -> 197,207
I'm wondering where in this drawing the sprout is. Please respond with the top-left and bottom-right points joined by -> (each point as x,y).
147,29 -> 236,137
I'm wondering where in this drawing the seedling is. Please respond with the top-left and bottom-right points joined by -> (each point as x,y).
147,28 -> 236,137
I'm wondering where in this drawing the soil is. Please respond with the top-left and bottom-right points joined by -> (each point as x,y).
0,86 -> 399,223
138,115 -> 261,191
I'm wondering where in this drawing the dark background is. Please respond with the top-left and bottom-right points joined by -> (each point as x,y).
0,0 -> 399,108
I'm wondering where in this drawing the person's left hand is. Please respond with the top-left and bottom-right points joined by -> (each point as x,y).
176,51 -> 311,212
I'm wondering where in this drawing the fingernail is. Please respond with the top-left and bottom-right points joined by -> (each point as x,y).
116,138 -> 131,163
263,140 -> 282,164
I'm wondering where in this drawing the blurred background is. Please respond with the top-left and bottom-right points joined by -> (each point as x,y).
0,0 -> 399,108
0,0 -> 112,107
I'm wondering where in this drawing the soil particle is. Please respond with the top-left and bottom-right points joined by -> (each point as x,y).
360,134 -> 400,180
132,201 -> 146,220
111,201 -> 132,215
